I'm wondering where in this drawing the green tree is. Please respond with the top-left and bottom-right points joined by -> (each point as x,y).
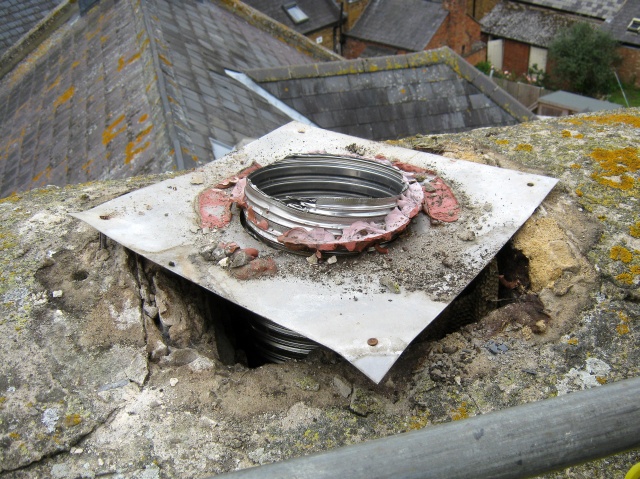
547,23 -> 621,97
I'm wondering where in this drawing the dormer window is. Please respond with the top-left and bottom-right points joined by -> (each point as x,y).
283,3 -> 309,24
628,18 -> 640,33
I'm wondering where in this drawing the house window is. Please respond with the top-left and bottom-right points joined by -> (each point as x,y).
283,3 -> 309,24
628,18 -> 640,33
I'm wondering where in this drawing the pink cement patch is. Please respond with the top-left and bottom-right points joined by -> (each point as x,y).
422,177 -> 460,222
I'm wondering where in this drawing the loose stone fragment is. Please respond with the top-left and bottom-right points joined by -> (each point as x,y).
380,276 -> 400,294
333,376 -> 352,398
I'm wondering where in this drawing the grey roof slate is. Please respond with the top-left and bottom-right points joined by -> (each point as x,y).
240,0 -> 341,35
601,0 -> 640,47
516,0 -> 626,20
480,2 -> 583,48
0,0 -> 332,198
247,48 -> 535,140
347,0 -> 448,52
538,90 -> 622,112
0,0 -> 61,56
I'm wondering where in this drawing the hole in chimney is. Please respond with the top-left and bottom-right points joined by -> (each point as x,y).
72,270 -> 89,281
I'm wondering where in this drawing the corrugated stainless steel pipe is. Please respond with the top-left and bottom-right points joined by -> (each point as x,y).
242,154 -> 408,251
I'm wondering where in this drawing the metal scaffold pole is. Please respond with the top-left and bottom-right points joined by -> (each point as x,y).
210,376 -> 640,479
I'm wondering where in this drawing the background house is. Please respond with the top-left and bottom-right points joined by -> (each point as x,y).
480,0 -> 636,85
240,0 -> 344,53
601,0 -> 640,87
342,0 -> 485,64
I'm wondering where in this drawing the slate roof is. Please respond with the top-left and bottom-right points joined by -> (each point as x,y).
516,0 -> 626,21
240,0 -> 341,35
537,90 -> 622,113
0,0 -> 334,198
480,2 -> 583,48
0,0 -> 535,200
347,0 -> 448,52
601,0 -> 640,47
246,48 -> 535,140
0,0 -> 61,57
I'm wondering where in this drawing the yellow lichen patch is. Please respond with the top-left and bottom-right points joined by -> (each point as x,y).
616,323 -> 631,335
158,53 -> 172,66
32,166 -> 52,183
570,163 -> 581,169
589,147 -> 639,191
598,215 -> 607,221
46,76 -> 60,92
102,114 -> 126,146
125,124 -> 154,164
566,337 -> 579,345
138,113 -> 149,123
575,133 -> 584,139
100,35 -> 109,44
561,130 -> 572,138
450,402 -> 469,421
9,432 -> 20,440
610,245 -> 633,263
81,159 -> 93,173
72,60 -> 80,69
565,113 -> 640,128
53,86 -> 75,109
630,222 -> 640,238
63,414 -> 82,428
118,52 -> 141,72
406,410 -> 430,430
596,376 -> 607,385
575,189 -> 583,197
516,143 -> 533,152
495,139 -> 509,146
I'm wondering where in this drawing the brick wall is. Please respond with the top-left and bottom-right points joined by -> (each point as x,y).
429,0 -> 483,60
307,25 -> 339,53
503,39 -> 530,77
342,37 -> 407,59
617,46 -> 640,87
338,0 -> 371,31
466,0 -> 499,19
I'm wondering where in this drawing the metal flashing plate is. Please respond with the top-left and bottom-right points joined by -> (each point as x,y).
72,122 -> 557,383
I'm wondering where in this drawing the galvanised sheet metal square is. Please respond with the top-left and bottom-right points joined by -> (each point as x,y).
72,122 -> 557,383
